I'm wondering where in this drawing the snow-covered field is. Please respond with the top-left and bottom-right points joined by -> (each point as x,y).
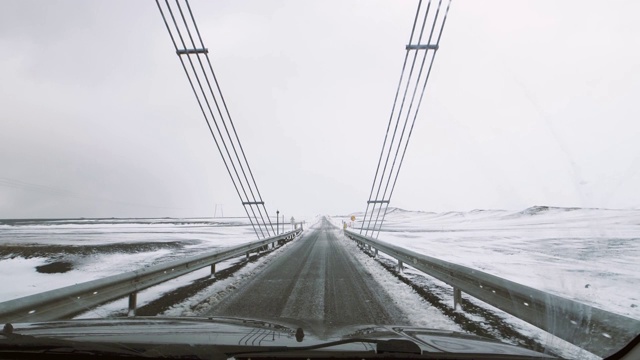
2,208 -> 637,320
0,217 -> 262,302
336,206 -> 640,320
1,209 -> 636,358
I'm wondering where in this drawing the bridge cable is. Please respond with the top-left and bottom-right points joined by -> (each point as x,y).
156,0 -> 275,238
367,0 -> 451,237
370,0 -> 447,236
174,0 -> 273,237
360,0 -> 424,234
168,2 -> 266,237
183,0 -> 276,235
160,0 -> 265,238
156,1 -> 262,238
375,0 -> 452,238
363,0 -> 432,236
360,0 -> 452,237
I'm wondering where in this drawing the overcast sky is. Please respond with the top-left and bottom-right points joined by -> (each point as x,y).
1,0 -> 639,219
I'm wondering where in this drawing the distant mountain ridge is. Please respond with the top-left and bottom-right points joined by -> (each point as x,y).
346,205 -> 634,221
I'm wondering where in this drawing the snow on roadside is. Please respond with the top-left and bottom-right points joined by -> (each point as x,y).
392,261 -> 601,360
332,222 -> 592,357
332,226 -> 463,332
334,207 -> 639,359
0,218 -> 257,302
336,207 -> 640,320
0,250 -> 171,302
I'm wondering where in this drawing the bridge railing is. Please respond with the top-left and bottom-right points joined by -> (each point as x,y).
344,229 -> 640,358
0,229 -> 302,324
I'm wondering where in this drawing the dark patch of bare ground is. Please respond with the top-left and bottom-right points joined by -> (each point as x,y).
359,247 -> 559,358
0,241 -> 193,259
108,251 -> 273,317
2,241 -> 199,277
36,261 -> 74,273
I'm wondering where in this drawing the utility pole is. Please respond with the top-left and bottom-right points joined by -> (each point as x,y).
276,210 -> 279,234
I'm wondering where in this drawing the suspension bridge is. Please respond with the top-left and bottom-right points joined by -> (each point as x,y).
0,1 -> 638,358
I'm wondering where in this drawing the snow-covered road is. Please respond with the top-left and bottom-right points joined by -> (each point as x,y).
201,217 -> 459,337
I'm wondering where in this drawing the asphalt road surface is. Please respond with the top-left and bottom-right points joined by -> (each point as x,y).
205,217 -> 407,336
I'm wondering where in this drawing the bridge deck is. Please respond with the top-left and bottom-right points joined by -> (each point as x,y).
205,218 -> 408,337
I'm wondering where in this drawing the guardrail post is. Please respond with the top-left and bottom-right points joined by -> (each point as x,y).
210,263 -> 216,277
128,292 -> 137,317
375,248 -> 379,258
453,287 -> 462,310
246,252 -> 250,260
397,260 -> 404,274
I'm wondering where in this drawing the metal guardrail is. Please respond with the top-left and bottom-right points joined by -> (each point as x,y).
0,229 -> 302,324
345,229 -> 640,358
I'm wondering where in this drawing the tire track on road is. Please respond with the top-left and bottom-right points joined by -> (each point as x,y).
203,219 -> 408,337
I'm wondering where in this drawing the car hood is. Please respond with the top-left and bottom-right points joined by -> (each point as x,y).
3,316 -> 555,359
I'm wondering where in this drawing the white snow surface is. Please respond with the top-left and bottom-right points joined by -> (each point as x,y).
2,209 -> 637,318
1,209 -> 637,359
337,206 -> 640,320
0,217 -> 258,301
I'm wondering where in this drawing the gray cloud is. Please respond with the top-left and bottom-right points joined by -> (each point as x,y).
1,0 -> 638,219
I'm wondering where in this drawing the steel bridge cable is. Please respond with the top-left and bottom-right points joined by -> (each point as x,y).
173,0 -> 272,237
362,1 -> 429,235
368,1 -> 442,236
156,1 -> 262,238
171,1 -> 271,238
371,1 -> 448,237
360,0 -> 424,234
181,0 -> 274,236
363,1 -> 433,236
370,0 -> 444,236
361,0 -> 452,237
182,0 -> 274,236
164,1 -> 267,238
162,1 -> 266,238
360,1 -> 431,233
163,0 -> 278,238
363,0 -> 432,236
155,0 -> 262,238
374,0 -> 452,238
184,0 -> 276,235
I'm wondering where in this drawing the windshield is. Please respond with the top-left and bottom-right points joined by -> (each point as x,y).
0,1 -> 638,360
